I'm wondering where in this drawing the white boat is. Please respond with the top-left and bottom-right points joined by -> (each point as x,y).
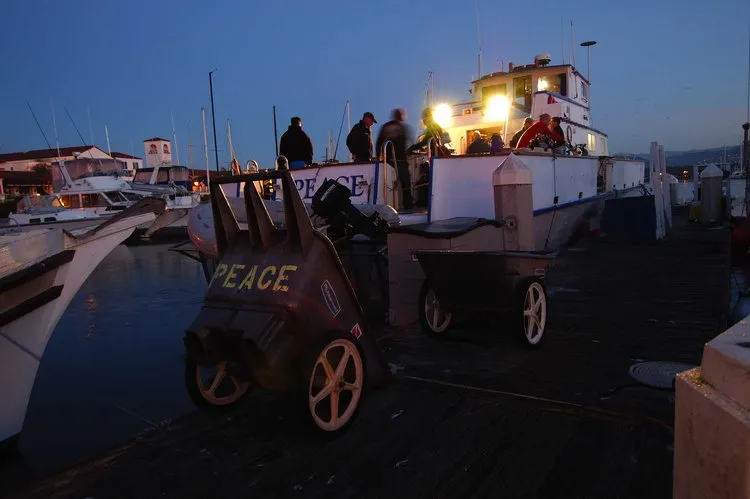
5,194 -> 105,232
0,198 -> 165,447
253,53 -> 646,251
130,165 -> 202,239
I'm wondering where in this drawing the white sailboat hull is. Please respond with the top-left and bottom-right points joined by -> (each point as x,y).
0,209 -> 159,445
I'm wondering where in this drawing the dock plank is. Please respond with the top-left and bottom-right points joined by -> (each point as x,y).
3,207 -> 730,499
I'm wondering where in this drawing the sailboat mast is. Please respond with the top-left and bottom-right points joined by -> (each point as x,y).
171,111 -> 180,165
201,107 -> 210,187
346,100 -> 354,163
51,98 -> 62,160
104,125 -> 112,156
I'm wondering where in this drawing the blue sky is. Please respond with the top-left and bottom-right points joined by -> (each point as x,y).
1,0 -> 748,167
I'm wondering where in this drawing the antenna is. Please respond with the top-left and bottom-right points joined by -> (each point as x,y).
475,0 -> 482,78
580,40 -> 597,82
561,17 -> 566,64
570,20 -> 577,67
171,110 -> 180,165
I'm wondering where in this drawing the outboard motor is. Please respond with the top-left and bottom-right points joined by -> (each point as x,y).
182,170 -> 391,435
311,178 -> 389,244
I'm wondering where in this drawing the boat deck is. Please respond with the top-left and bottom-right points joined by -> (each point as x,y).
3,207 -> 731,499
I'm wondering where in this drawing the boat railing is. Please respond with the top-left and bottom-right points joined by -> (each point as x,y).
381,140 -> 397,206
275,155 -> 289,170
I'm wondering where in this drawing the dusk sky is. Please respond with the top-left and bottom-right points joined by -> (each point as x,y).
1,0 -> 748,168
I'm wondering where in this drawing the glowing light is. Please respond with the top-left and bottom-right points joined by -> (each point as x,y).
484,95 -> 510,122
432,103 -> 453,128
538,78 -> 549,91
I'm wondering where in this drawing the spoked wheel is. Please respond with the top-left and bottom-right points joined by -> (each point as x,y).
303,334 -> 365,436
184,359 -> 252,411
418,281 -> 453,337
517,279 -> 548,347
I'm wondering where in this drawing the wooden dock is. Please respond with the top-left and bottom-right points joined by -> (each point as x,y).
3,207 -> 731,499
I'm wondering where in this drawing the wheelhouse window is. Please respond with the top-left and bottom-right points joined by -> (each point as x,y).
157,170 -> 170,183
513,76 -> 532,112
537,73 -> 567,96
587,133 -> 597,152
481,83 -> 507,107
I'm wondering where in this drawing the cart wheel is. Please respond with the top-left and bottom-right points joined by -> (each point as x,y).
419,281 -> 454,337
515,279 -> 547,347
301,333 -> 365,436
184,359 -> 252,411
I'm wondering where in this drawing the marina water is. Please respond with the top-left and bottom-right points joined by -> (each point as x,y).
18,243 -> 207,474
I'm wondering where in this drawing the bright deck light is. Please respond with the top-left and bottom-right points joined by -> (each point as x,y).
432,103 -> 452,128
485,95 -> 510,122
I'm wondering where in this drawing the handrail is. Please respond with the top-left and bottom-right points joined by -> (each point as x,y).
381,140 -> 395,206
275,155 -> 289,171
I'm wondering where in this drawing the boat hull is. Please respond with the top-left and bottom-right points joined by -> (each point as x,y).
0,206 -> 160,446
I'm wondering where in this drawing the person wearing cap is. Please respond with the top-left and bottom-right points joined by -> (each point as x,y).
279,116 -> 314,169
346,111 -> 377,162
509,117 -> 534,148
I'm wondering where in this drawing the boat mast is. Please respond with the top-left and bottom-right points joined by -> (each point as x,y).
346,99 -> 354,163
51,98 -> 62,160
171,110 -> 180,166
201,107 -> 210,188
105,125 -> 112,156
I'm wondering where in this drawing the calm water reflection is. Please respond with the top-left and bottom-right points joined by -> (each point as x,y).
19,244 -> 208,474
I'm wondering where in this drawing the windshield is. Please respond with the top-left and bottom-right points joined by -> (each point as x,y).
104,191 -> 129,203
121,191 -> 142,201
133,170 -> 153,183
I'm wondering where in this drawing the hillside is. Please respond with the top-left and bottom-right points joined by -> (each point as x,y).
614,145 -> 741,166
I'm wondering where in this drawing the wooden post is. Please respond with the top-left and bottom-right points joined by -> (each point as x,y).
493,153 -> 534,251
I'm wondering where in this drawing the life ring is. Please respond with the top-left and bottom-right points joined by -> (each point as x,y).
566,125 -> 573,143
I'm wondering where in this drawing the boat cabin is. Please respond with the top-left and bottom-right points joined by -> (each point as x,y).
132,165 -> 193,190
58,190 -> 137,212
434,53 -> 607,156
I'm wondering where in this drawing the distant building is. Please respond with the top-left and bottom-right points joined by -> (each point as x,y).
143,137 -> 173,168
0,145 -> 112,172
0,170 -> 53,199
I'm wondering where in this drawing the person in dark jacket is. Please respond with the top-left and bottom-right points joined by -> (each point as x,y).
346,111 -> 377,162
467,130 -> 490,154
490,133 -> 504,154
509,117 -> 534,148
375,108 -> 413,210
279,116 -> 314,169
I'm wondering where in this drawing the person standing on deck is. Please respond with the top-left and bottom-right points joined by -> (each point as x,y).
515,113 -> 553,150
375,108 -> 413,210
509,117 -> 534,148
346,112 -> 377,162
279,117 -> 314,169
408,108 -> 449,158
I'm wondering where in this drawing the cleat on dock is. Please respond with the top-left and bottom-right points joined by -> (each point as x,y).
182,170 -> 391,435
